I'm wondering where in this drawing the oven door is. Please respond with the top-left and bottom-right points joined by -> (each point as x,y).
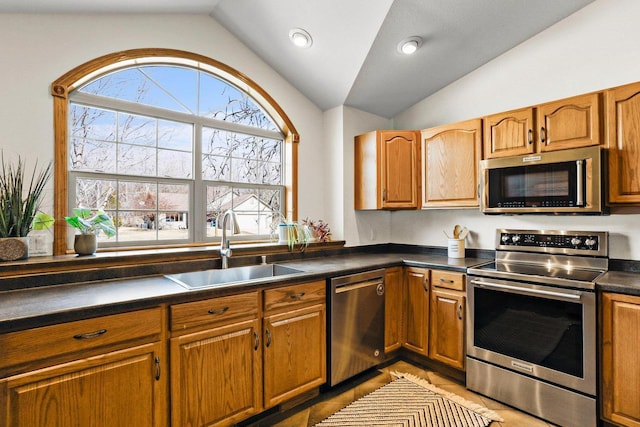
467,276 -> 596,395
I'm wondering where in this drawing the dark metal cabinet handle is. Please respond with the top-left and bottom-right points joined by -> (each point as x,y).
439,278 -> 455,284
457,304 -> 463,320
154,356 -> 161,380
289,292 -> 305,300
265,329 -> 272,347
208,306 -> 229,315
528,129 -> 533,145
423,278 -> 429,292
253,331 -> 260,351
540,126 -> 547,144
73,329 -> 107,340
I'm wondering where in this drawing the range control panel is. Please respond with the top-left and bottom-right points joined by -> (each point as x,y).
496,229 -> 608,256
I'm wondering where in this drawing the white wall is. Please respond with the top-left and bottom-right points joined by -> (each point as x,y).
0,13 -> 326,246
382,0 -> 640,260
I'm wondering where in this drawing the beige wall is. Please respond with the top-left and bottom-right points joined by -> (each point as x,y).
382,0 -> 640,260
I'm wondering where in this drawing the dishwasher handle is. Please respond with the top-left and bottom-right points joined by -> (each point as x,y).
334,279 -> 385,295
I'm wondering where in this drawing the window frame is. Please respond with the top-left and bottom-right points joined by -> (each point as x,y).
52,48 -> 299,256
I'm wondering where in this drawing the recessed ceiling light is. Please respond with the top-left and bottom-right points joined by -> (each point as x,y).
398,36 -> 422,55
289,28 -> 313,48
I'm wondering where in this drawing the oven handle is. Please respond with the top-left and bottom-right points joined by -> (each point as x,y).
471,279 -> 582,301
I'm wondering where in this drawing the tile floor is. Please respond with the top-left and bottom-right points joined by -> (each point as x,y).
247,360 -> 557,427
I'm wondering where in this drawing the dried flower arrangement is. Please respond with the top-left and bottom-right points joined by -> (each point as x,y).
302,218 -> 331,242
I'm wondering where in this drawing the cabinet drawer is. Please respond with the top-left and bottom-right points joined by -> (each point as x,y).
264,280 -> 326,313
170,291 -> 259,332
0,307 -> 162,372
431,270 -> 465,291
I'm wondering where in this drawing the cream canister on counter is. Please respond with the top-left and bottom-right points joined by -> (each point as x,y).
447,238 -> 465,258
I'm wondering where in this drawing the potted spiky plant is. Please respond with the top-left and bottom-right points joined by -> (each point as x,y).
65,208 -> 116,255
0,153 -> 54,261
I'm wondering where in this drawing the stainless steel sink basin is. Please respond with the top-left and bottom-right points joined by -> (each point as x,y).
165,264 -> 304,290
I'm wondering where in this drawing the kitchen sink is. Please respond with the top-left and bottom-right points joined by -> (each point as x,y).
165,264 -> 304,290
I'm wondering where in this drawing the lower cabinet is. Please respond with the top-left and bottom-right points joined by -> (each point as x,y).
0,308 -> 166,427
429,270 -> 466,370
384,266 -> 404,353
403,267 -> 430,356
601,292 -> 640,427
170,281 -> 326,427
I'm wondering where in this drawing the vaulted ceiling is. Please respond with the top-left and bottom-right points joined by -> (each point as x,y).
1,0 -> 595,118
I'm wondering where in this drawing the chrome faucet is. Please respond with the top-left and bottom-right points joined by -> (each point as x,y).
220,209 -> 239,269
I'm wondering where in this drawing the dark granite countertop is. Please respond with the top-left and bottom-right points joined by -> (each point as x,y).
596,271 -> 640,297
0,251 -> 488,334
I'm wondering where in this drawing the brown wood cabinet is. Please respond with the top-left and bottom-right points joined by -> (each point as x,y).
484,93 -> 602,159
421,119 -> 482,207
537,92 -> 602,152
355,130 -> 420,210
403,267 -> 430,356
0,308 -> 166,427
263,280 -> 326,409
169,292 -> 262,427
606,82 -> 640,204
484,107 -> 535,159
428,270 -> 465,370
601,292 -> 640,427
384,266 -> 404,353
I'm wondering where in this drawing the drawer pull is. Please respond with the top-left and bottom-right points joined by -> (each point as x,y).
265,329 -> 272,347
439,278 -> 455,284
289,292 -> 305,300
208,306 -> 230,315
73,329 -> 107,340
457,304 -> 463,320
154,356 -> 161,380
253,331 -> 260,351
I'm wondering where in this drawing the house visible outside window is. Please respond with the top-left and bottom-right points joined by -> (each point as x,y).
67,64 -> 286,248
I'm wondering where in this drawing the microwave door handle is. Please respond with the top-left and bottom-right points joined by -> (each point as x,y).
576,159 -> 584,207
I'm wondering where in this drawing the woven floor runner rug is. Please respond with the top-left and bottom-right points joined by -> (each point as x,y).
315,372 -> 504,427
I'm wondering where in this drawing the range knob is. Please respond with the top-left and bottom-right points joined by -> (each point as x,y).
511,235 -> 521,244
585,238 -> 597,248
571,237 -> 582,247
501,234 -> 510,244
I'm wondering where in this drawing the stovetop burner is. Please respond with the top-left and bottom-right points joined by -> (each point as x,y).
468,229 -> 609,290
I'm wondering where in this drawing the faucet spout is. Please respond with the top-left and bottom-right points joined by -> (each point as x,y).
220,210 -> 238,269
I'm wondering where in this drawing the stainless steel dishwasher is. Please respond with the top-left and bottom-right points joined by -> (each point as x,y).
328,269 -> 385,386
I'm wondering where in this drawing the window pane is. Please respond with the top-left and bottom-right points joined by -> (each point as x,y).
139,66 -> 198,114
158,120 -> 192,151
118,113 -> 156,147
118,144 -> 157,176
158,149 -> 192,179
71,105 -> 116,141
117,210 -> 158,242
118,181 -> 157,210
74,178 -> 117,210
70,139 -> 117,173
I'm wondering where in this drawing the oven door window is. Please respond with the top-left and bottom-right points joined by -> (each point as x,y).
474,287 -> 583,377
488,160 -> 580,208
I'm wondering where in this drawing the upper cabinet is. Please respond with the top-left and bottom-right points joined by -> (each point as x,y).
484,93 -> 602,159
606,82 -> 640,205
421,119 -> 482,208
355,130 -> 420,210
484,107 -> 535,159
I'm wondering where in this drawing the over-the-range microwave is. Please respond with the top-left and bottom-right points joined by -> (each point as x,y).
480,145 -> 606,215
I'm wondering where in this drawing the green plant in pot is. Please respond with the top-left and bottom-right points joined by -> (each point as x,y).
0,154 -> 54,261
65,208 -> 116,255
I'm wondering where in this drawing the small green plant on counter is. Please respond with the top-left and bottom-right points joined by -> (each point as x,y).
65,208 -> 116,237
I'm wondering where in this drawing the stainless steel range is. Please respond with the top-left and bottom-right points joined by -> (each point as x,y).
467,229 -> 608,427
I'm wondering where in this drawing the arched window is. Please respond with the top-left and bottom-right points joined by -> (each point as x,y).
52,49 -> 298,255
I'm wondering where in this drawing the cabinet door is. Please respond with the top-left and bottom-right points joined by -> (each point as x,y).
484,107 -> 535,159
263,304 -> 326,408
384,267 -> 404,353
422,119 -> 482,207
170,319 -> 262,427
429,288 -> 465,370
538,92 -> 602,152
403,267 -> 429,356
0,342 -> 166,427
601,293 -> 640,427
379,130 -> 420,209
607,82 -> 640,204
